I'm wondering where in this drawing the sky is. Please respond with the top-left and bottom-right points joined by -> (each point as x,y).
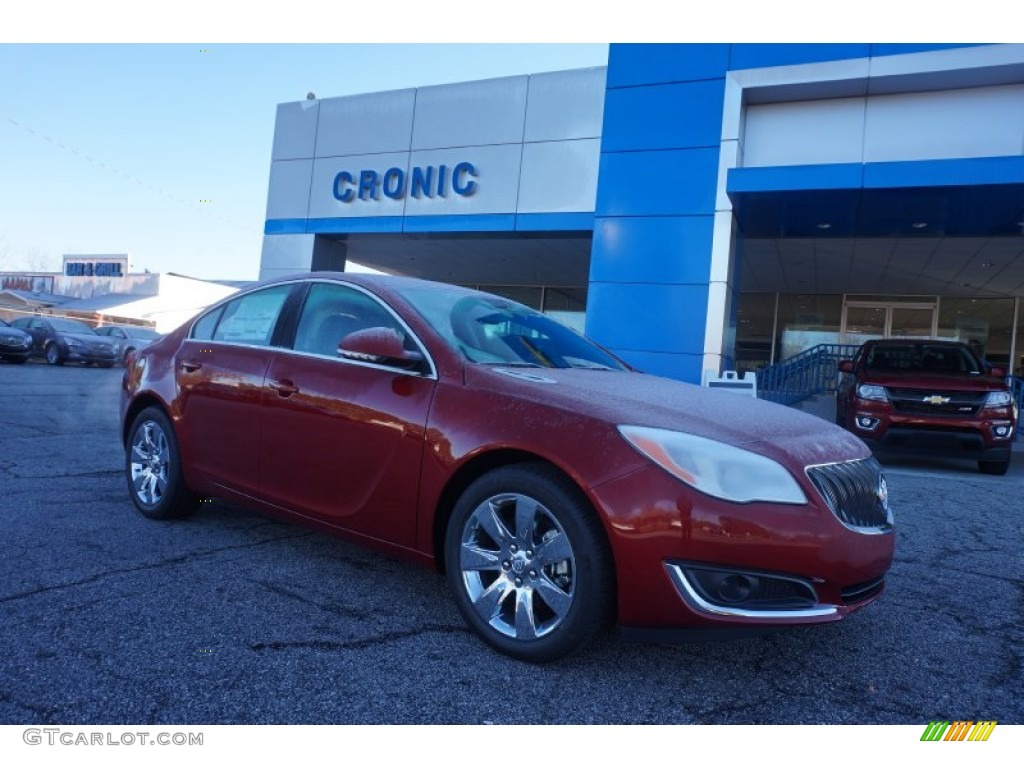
0,43 -> 610,280
0,2 -> 1007,281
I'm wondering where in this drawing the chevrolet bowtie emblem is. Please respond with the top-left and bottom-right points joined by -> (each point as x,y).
923,395 -> 950,405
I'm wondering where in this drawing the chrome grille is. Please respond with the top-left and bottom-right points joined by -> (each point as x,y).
887,388 -> 985,417
806,458 -> 892,532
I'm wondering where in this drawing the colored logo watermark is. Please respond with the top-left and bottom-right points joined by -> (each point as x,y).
920,721 -> 997,741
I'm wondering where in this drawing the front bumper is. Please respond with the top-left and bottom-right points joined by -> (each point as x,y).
65,346 -> 118,364
588,464 -> 894,630
849,399 -> 1015,460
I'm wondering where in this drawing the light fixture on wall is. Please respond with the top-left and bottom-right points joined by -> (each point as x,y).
816,223 -> 831,230
911,222 -> 928,229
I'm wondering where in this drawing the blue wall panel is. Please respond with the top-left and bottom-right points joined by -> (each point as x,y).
585,283 -> 709,355
729,44 -> 871,71
606,44 -> 730,88
609,349 -> 707,383
590,216 -> 715,284
728,164 -> 865,193
596,148 -> 719,217
869,43 -> 981,57
602,80 -> 726,152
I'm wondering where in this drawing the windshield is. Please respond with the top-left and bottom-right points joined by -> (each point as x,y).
397,286 -> 626,371
864,343 -> 983,375
50,318 -> 97,334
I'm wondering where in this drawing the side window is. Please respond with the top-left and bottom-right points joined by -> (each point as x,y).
292,283 -> 417,360
211,285 -> 292,346
191,305 -> 225,341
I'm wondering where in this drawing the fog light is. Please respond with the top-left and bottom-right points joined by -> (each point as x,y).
719,575 -> 759,603
993,424 -> 1013,438
856,416 -> 880,430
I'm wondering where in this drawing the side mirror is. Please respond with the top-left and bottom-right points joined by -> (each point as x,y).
338,327 -> 424,370
838,360 -> 854,374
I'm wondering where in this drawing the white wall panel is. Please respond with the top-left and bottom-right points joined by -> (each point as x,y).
743,97 -> 866,167
271,101 -> 320,161
259,234 -> 315,275
412,76 -> 528,150
864,85 -> 1024,162
404,145 -> 522,216
315,90 -> 416,158
265,160 -> 313,219
307,153 -> 410,219
518,139 -> 600,213
524,68 -> 606,142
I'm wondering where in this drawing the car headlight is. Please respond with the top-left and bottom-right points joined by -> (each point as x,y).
66,338 -> 84,348
984,391 -> 1012,408
618,425 -> 807,505
856,384 -> 888,402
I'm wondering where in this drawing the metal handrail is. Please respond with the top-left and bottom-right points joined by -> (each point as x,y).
757,344 -> 860,405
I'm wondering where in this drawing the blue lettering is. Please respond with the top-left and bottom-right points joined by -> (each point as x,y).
333,171 -> 355,202
452,162 -> 477,196
436,165 -> 448,198
358,170 -> 379,201
410,166 -> 434,198
382,168 -> 405,200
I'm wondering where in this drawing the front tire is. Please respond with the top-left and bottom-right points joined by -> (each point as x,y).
444,463 -> 615,663
45,343 -> 64,366
979,458 -> 1010,476
126,407 -> 197,519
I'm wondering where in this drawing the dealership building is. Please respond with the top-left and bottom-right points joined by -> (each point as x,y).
261,43 -> 1024,382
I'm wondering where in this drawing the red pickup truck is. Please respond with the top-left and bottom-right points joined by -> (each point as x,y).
836,339 -> 1017,475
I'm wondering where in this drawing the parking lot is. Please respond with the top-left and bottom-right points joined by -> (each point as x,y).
0,359 -> 1021,725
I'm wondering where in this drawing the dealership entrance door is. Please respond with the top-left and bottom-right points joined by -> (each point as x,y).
841,300 -> 937,346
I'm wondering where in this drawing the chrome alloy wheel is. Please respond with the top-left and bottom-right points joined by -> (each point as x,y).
459,493 -> 576,640
130,419 -> 170,506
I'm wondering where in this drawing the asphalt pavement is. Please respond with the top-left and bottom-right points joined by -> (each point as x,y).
0,359 -> 1021,724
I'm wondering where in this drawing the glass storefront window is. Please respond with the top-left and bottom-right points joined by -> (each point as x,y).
735,293 -> 776,371
937,298 -> 1015,370
776,295 -> 842,360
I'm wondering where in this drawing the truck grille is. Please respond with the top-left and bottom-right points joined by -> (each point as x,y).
806,458 -> 893,532
887,388 -> 986,417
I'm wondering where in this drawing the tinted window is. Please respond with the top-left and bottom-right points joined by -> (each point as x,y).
212,286 -> 291,346
398,286 -> 625,370
293,283 -> 417,359
50,318 -> 96,334
191,306 -> 224,341
866,343 -> 982,375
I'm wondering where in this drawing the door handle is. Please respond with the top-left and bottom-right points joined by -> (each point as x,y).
269,379 -> 299,397
179,360 -> 202,373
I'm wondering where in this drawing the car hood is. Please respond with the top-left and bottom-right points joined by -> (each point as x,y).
65,333 -> 113,345
861,372 -> 1007,392
0,328 -> 31,340
466,366 -> 870,468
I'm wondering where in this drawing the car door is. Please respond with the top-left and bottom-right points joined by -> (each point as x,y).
175,283 -> 299,498
19,319 -> 44,353
259,281 -> 437,547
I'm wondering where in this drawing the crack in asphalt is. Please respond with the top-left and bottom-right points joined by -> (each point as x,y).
250,624 -> 470,652
0,532 -> 316,605
254,581 -> 376,621
2,468 -> 122,480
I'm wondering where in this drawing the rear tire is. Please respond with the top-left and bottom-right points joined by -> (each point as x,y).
444,463 -> 615,663
126,407 -> 197,519
979,458 -> 1010,476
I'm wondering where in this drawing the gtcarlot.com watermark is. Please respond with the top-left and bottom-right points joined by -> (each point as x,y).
23,728 -> 203,747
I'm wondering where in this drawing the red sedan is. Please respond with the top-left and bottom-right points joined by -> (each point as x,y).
121,273 -> 894,662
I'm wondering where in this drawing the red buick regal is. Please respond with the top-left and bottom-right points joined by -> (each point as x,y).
120,273 -> 894,662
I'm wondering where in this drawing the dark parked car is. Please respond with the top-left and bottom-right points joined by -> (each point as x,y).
11,316 -> 119,367
0,318 -> 32,363
121,274 -> 894,662
837,339 -> 1017,475
95,325 -> 162,364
